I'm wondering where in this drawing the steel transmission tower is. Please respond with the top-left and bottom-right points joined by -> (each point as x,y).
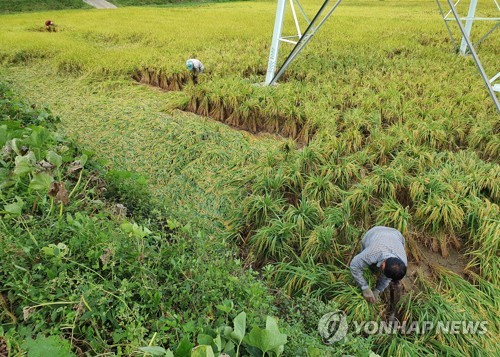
265,0 -> 499,113
265,0 -> 343,86
436,0 -> 499,112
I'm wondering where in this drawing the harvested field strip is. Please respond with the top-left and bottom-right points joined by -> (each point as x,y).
132,67 -> 317,143
1,3 -> 497,147
180,83 -> 317,144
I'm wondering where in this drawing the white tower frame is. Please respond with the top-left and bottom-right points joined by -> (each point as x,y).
437,0 -> 499,112
265,0 -> 343,86
266,0 -> 499,113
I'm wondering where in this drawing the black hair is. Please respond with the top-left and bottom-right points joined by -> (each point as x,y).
383,257 -> 407,281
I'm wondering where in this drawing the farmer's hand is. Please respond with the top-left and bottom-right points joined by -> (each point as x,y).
373,289 -> 381,302
362,288 -> 376,303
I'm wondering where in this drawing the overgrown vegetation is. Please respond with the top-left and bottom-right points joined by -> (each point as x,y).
0,0 -> 89,13
0,0 -> 498,355
0,83 -> 362,355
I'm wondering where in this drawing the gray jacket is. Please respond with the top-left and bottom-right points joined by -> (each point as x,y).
349,226 -> 407,292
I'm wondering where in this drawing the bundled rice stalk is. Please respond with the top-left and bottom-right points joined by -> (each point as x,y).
132,67 -> 190,91
249,218 -> 296,264
176,80 -> 317,143
274,259 -> 352,300
301,224 -> 352,265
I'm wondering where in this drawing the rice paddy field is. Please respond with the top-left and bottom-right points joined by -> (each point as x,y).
0,0 -> 499,356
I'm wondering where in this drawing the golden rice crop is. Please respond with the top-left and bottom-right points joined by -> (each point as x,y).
1,1 -> 498,355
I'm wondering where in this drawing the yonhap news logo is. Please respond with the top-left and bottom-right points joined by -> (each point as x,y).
318,311 -> 488,344
317,311 -> 348,344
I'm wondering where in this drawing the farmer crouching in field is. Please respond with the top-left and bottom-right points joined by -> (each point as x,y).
186,58 -> 204,84
350,226 -> 407,303
45,20 -> 56,32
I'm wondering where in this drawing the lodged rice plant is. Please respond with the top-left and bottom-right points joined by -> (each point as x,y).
132,66 -> 190,91
400,267 -> 499,355
375,198 -> 411,235
0,1 -> 498,355
464,198 -> 499,282
1,1 -> 497,143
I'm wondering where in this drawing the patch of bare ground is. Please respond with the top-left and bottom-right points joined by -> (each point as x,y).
404,235 -> 468,294
83,0 -> 117,9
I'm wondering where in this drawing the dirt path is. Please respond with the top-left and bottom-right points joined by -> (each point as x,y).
83,0 -> 117,9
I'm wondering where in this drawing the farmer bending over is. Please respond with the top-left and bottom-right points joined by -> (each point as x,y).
45,20 -> 56,32
186,59 -> 204,84
350,226 -> 407,304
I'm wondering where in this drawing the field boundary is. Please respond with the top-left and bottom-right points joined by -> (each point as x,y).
83,0 -> 117,9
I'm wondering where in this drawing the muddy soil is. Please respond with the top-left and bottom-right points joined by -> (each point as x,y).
406,239 -> 468,288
